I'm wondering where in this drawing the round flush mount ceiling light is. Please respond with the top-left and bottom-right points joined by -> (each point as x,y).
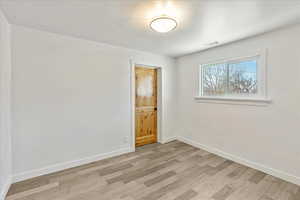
150,16 -> 177,33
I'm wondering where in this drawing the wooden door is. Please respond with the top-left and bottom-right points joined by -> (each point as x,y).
135,67 -> 157,147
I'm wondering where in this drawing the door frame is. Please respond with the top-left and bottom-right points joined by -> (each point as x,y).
130,60 -> 162,152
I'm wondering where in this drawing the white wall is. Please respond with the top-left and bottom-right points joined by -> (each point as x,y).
11,25 -> 177,181
176,24 -> 300,185
0,9 -> 12,200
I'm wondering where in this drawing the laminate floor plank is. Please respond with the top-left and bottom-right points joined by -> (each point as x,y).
144,171 -> 176,187
227,164 -> 249,179
6,141 -> 299,200
249,171 -> 267,184
174,189 -> 198,200
212,185 -> 235,200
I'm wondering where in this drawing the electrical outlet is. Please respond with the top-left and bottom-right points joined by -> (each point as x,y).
123,136 -> 129,144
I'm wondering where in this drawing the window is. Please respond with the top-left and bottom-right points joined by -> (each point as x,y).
197,54 -> 270,104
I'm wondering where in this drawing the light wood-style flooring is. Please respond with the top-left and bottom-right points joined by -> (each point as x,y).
6,141 -> 300,200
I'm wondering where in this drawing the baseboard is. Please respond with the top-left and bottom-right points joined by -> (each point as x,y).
160,136 -> 177,144
0,176 -> 12,200
177,136 -> 300,186
12,147 -> 134,183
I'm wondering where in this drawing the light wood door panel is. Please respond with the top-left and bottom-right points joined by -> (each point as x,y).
135,67 -> 157,147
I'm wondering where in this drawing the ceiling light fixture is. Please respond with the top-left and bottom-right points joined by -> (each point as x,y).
150,16 -> 177,33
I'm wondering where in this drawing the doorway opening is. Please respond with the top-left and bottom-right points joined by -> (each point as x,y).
131,63 -> 162,150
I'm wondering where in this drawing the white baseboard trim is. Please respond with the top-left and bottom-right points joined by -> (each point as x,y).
12,147 -> 134,183
177,136 -> 300,186
160,137 -> 177,144
0,176 -> 12,200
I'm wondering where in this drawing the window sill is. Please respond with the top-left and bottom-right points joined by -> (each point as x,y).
194,96 -> 272,106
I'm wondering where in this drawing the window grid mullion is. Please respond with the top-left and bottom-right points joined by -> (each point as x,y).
226,63 -> 229,95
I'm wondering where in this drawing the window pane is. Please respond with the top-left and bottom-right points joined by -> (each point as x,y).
228,60 -> 257,95
201,58 -> 258,97
202,63 -> 227,96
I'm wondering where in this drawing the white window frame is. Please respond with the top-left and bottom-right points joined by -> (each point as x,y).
195,50 -> 271,105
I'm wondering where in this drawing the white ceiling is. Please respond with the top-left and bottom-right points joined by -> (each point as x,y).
1,0 -> 300,57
